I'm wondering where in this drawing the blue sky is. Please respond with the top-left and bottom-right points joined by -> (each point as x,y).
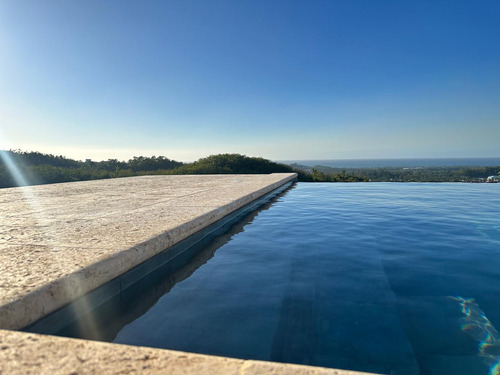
1,0 -> 499,162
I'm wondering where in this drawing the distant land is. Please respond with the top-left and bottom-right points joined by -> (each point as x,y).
280,158 -> 500,169
286,160 -> 500,183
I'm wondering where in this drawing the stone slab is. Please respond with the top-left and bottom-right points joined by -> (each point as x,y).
0,174 -> 385,375
0,174 -> 296,330
0,329 -> 378,375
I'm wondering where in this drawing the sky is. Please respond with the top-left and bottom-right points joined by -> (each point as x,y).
1,0 -> 499,162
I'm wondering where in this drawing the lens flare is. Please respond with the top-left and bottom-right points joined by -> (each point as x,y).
0,150 -> 30,187
1,150 -> 101,338
450,296 -> 500,374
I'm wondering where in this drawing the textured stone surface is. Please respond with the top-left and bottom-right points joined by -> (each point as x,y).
0,174 -> 296,330
0,174 -> 383,375
0,329 -> 377,375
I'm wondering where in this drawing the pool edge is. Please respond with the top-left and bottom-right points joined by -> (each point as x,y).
0,174 -> 385,375
0,173 -> 297,331
0,328 -> 380,375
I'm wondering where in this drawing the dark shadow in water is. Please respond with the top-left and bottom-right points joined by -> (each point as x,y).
24,183 -> 295,342
270,258 -> 317,365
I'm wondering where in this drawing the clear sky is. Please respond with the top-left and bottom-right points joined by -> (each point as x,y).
1,0 -> 499,162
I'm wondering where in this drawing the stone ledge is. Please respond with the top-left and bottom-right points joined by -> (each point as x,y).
0,174 -> 296,330
0,329 -> 378,375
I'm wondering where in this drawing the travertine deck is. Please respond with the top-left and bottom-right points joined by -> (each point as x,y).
0,329 -> 376,375
0,174 -> 378,375
0,174 -> 295,330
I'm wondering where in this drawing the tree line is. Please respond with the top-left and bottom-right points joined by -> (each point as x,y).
3,150 -> 497,189
0,150 -> 365,188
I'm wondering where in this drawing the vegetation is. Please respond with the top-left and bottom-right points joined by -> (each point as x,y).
0,150 -> 364,188
0,150 -> 182,188
290,163 -> 500,183
167,154 -> 312,181
6,150 -> 495,188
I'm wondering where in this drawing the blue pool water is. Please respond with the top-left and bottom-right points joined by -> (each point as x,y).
40,183 -> 500,374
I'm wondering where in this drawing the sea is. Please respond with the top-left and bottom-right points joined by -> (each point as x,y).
280,157 -> 500,168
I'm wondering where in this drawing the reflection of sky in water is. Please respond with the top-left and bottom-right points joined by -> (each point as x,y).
477,225 -> 500,243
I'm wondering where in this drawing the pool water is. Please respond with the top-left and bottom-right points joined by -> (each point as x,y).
46,183 -> 500,374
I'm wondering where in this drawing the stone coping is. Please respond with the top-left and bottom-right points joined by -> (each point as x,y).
0,174 -> 296,330
0,329 -> 378,375
0,174 -> 383,375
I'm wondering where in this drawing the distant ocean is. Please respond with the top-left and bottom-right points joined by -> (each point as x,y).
280,158 -> 500,168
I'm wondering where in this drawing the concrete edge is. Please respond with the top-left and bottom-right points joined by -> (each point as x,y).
0,329 -> 379,375
0,173 -> 297,330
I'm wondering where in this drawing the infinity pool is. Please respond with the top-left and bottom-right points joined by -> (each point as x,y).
34,183 -> 500,374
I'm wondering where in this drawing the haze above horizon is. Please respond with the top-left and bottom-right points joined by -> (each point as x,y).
1,0 -> 499,162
